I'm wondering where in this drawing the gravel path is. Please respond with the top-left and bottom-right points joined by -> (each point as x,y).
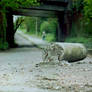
0,32 -> 92,92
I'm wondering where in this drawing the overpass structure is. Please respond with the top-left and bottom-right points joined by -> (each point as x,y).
13,0 -> 72,18
8,0 -> 72,43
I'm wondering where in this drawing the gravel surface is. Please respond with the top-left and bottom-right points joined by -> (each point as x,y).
0,32 -> 92,92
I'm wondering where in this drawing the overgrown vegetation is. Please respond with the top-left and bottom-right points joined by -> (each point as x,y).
65,0 -> 92,48
0,11 -> 8,49
0,0 -> 38,50
19,17 -> 58,42
0,0 -> 92,49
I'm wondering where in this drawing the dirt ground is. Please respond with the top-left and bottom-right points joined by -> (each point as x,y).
0,47 -> 92,92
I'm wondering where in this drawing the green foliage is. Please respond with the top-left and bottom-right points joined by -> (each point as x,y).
19,17 -> 57,42
70,0 -> 92,41
66,37 -> 91,43
20,17 -> 37,34
0,0 -> 38,50
40,18 -> 57,34
83,0 -> 92,36
84,19 -> 92,35
40,18 -> 57,42
0,40 -> 8,50
0,10 -> 9,50
14,17 -> 24,32
71,0 -> 84,13
46,34 -> 56,42
0,0 -> 38,10
72,0 -> 83,12
65,37 -> 92,49
84,0 -> 92,19
40,21 -> 50,33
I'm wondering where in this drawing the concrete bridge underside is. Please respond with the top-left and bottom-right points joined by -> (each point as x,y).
12,0 -> 72,41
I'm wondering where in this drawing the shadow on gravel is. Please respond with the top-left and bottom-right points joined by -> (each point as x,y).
0,45 -> 41,53
17,44 -> 38,48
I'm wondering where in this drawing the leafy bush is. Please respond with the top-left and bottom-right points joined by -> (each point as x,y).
82,0 -> 92,37
40,18 -> 57,34
46,34 -> 56,42
0,39 -> 8,50
40,21 -> 50,33
84,0 -> 92,20
65,37 -> 92,43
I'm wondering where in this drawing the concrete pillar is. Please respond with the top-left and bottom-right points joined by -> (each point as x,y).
57,12 -> 67,42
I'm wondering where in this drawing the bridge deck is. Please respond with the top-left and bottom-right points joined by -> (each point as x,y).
13,0 -> 71,17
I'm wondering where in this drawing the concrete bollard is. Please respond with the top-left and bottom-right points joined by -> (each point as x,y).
42,42 -> 87,62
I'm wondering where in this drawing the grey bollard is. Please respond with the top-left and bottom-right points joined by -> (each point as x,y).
42,42 -> 87,62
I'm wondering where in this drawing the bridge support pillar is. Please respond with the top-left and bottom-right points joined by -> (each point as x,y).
6,11 -> 18,48
57,12 -> 65,42
57,11 -> 71,42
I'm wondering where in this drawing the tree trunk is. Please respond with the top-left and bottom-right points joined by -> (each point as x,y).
26,26 -> 30,32
0,9 -> 8,50
6,11 -> 18,48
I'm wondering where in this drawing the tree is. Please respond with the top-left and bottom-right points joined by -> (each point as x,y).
20,17 -> 47,36
40,18 -> 57,34
84,0 -> 92,20
72,0 -> 83,13
14,17 -> 24,33
0,0 -> 38,49
40,18 -> 58,42
22,17 -> 36,33
69,0 -> 84,37
83,0 -> 92,35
